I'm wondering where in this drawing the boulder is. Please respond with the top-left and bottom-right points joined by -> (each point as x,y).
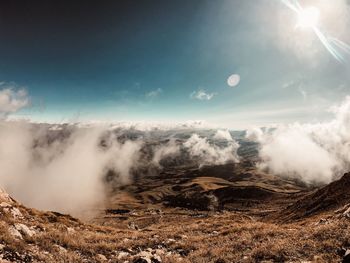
0,188 -> 12,203
8,226 -> 23,240
14,224 -> 36,238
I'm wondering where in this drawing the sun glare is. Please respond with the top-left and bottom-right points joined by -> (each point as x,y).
297,6 -> 320,29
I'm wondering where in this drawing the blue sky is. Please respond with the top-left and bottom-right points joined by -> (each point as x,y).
1,0 -> 349,128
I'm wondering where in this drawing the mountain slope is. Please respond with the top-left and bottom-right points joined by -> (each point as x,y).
276,173 -> 350,221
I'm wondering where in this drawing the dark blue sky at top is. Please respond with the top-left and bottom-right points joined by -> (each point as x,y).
0,0 -> 349,128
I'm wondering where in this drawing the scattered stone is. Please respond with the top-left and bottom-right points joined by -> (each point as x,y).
97,254 -> 107,261
117,251 -> 130,259
166,238 -> 176,244
10,207 -> 23,219
343,207 -> 350,219
133,250 -> 162,263
54,245 -> 67,254
67,227 -> 75,234
128,222 -> 139,230
155,249 -> 165,255
151,254 -> 162,262
138,251 -> 152,258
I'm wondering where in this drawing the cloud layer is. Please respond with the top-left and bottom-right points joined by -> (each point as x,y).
0,120 -> 240,216
248,96 -> 350,185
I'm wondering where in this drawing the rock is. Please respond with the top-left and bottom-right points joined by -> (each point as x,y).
0,188 -> 12,203
166,238 -> 176,244
343,207 -> 350,219
134,250 -> 162,263
2,204 -> 23,219
66,227 -> 75,234
0,202 -> 11,208
117,251 -> 129,259
343,250 -> 350,263
54,245 -> 67,254
8,226 -> 23,240
128,222 -> 139,230
15,223 -> 36,237
138,251 -> 152,259
155,249 -> 165,255
0,244 -> 5,250
97,254 -> 107,261
9,207 -> 23,219
151,254 -> 161,262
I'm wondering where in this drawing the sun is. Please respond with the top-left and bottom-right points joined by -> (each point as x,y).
297,6 -> 320,29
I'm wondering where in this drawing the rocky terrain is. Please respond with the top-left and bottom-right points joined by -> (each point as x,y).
1,158 -> 350,262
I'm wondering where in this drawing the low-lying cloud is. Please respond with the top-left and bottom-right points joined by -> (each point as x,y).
0,122 -> 142,217
0,119 -> 240,216
248,96 -> 350,185
184,133 -> 239,166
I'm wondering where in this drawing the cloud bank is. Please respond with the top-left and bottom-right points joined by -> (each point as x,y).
184,133 -> 239,166
0,120 -> 240,216
248,96 -> 350,185
0,123 -> 142,217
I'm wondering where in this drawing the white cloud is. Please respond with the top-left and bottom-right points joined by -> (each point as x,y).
152,139 -> 180,166
184,134 -> 239,166
213,129 -> 233,141
0,122 -> 142,217
247,96 -> 350,185
0,88 -> 29,117
190,89 -> 216,101
145,88 -> 162,98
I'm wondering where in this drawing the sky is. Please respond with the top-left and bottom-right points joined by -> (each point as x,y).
0,0 -> 349,129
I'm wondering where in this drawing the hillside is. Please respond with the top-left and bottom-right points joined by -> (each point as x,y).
1,165 -> 350,262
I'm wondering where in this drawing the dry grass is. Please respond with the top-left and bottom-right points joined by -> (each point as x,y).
1,202 -> 349,262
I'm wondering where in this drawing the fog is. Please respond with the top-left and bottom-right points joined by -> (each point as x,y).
0,119 -> 239,216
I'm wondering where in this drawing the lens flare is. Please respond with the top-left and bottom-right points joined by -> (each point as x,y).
297,6 -> 319,29
281,0 -> 350,63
